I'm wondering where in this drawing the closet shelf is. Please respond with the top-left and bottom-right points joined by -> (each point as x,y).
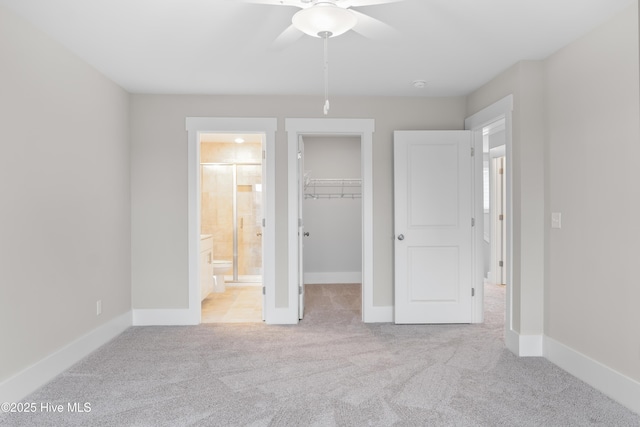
304,177 -> 362,200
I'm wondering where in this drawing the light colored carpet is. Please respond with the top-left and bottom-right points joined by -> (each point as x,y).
1,283 -> 638,426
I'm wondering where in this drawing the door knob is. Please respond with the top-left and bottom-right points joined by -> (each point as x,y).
397,234 -> 405,241
256,232 -> 262,237
304,232 -> 310,237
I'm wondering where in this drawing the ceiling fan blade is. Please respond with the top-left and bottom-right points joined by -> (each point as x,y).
271,24 -> 304,50
342,0 -> 405,7
350,10 -> 400,40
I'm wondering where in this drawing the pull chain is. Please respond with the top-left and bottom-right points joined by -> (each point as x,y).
320,31 -> 331,115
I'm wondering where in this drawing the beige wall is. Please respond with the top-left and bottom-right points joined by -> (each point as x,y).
467,3 -> 640,382
303,136 -> 362,276
0,6 -> 131,382
466,61 -> 546,336
130,95 -> 466,309
545,3 -> 640,380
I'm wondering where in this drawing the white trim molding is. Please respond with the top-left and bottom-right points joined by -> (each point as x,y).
304,272 -> 362,284
0,312 -> 131,403
505,330 -> 544,357
286,118 -> 375,324
465,96 -> 515,333
364,305 -> 394,323
185,117 -> 277,325
519,334 -> 544,357
544,336 -> 640,414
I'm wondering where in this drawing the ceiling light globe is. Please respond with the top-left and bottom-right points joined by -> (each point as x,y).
292,3 -> 357,38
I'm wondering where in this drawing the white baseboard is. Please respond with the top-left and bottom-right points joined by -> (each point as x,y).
519,334 -> 543,356
266,308 -> 300,325
304,271 -> 361,284
504,329 -> 543,357
544,336 -> 640,414
505,328 -> 519,355
132,309 -> 198,326
0,311 -> 131,403
363,305 -> 393,323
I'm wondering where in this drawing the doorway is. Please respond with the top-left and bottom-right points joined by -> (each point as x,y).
301,135 -> 363,321
200,133 -> 263,322
482,120 -> 507,328
481,119 -> 507,288
286,118 -> 375,324
464,95 -> 513,344
186,117 -> 276,325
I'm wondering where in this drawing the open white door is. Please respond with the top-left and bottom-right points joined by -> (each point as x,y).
394,130 -> 474,324
297,136 -> 305,319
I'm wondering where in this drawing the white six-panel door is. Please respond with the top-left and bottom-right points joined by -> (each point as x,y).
394,131 -> 474,324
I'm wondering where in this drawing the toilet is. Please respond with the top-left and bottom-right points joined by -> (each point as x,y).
212,260 -> 232,293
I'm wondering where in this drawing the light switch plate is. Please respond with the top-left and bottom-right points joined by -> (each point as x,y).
551,212 -> 562,229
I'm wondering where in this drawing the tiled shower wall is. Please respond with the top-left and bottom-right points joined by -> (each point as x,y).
201,142 -> 262,277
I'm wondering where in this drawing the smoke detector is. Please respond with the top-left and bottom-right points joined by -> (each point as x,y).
412,80 -> 427,89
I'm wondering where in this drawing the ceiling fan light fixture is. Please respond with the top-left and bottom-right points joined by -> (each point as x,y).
292,3 -> 357,38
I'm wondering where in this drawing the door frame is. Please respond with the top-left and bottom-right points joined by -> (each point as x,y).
297,135 -> 304,319
464,96 -> 514,336
186,117 -> 276,324
286,118 -> 375,324
489,145 -> 506,287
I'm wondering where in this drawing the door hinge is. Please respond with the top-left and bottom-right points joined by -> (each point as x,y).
471,288 -> 475,297
499,260 -> 504,267
499,214 -> 504,221
499,167 -> 504,175
262,218 -> 266,227
262,150 -> 266,160
471,218 -> 475,227
262,286 -> 266,295
471,147 -> 475,157
299,285 -> 303,295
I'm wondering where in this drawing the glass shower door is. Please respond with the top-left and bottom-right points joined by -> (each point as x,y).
201,164 -> 234,271
236,164 -> 262,282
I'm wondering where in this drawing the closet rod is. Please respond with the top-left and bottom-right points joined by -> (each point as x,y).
304,177 -> 362,199
304,193 -> 361,200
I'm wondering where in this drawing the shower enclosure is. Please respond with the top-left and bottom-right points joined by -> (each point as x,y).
201,162 -> 263,283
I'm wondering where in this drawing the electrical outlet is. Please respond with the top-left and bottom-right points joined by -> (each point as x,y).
96,300 -> 102,316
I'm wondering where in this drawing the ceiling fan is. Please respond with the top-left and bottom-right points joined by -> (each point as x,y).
241,0 -> 404,49
240,0 -> 404,114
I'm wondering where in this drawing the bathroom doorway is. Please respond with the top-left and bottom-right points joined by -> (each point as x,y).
200,133 -> 263,323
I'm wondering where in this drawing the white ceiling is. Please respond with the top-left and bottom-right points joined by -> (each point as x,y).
1,0 -> 634,97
